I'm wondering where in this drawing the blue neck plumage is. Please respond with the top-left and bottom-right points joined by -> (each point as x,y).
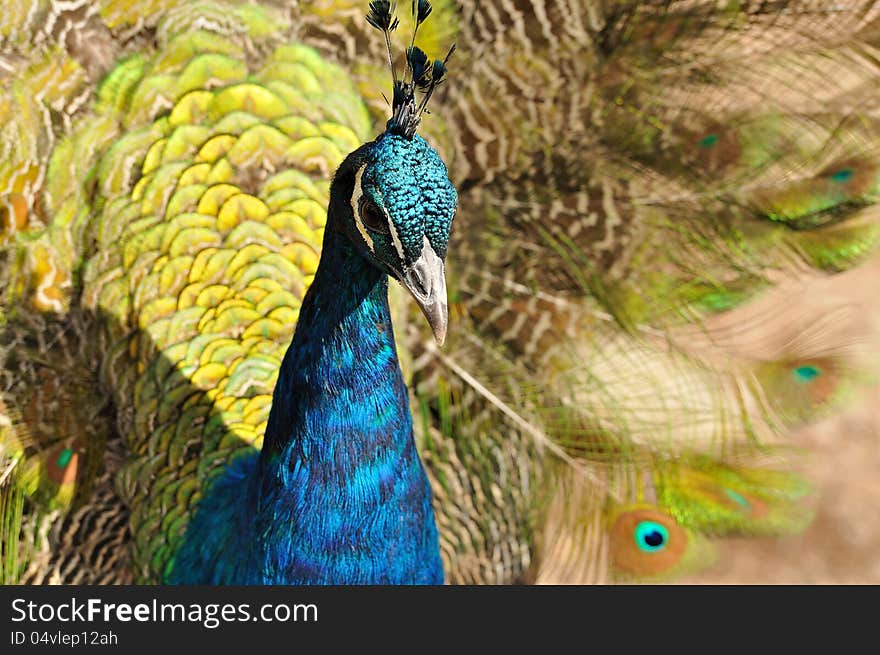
251,217 -> 444,584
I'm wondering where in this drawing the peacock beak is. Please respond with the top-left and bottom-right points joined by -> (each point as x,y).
403,236 -> 448,346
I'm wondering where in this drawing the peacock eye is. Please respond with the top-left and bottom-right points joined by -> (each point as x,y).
634,520 -> 668,553
359,197 -> 389,234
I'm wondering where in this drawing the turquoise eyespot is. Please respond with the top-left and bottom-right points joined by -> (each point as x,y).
724,488 -> 751,511
829,168 -> 854,183
634,521 -> 668,553
56,447 -> 74,469
698,134 -> 719,148
47,442 -> 80,486
794,364 -> 820,382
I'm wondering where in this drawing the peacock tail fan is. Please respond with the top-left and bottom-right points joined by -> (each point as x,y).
421,243 -> 878,581
1,0 -> 879,584
444,1 -> 880,328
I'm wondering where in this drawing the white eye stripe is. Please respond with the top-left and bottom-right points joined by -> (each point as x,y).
351,164 -> 374,253
386,213 -> 406,263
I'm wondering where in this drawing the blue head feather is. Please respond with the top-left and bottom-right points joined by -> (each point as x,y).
357,132 -> 457,263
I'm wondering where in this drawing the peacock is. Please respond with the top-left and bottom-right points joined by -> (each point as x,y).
170,6 -> 458,582
1,0 -> 879,585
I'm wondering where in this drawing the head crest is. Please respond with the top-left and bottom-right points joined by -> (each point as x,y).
365,1 -> 455,139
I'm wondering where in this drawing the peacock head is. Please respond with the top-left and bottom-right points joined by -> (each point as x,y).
329,0 -> 457,345
331,129 -> 457,345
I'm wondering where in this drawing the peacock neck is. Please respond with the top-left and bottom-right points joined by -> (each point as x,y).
261,224 -> 408,463
254,220 -> 443,584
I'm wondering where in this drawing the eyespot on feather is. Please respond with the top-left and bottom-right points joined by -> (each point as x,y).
789,358 -> 838,405
46,441 -> 81,486
609,506 -> 688,576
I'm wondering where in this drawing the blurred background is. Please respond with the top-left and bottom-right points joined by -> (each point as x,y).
690,256 -> 880,584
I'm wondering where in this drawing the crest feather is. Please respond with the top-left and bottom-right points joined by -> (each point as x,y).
366,0 -> 454,139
